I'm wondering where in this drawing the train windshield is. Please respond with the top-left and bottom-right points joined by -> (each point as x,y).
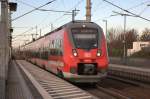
72,28 -> 98,49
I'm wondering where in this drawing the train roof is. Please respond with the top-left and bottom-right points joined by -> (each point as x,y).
23,20 -> 102,47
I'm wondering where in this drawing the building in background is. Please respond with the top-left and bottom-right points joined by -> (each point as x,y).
127,41 -> 150,56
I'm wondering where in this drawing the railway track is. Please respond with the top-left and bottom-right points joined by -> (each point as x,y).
81,76 -> 150,99
81,85 -> 128,99
16,60 -> 97,99
95,76 -> 150,99
80,82 -> 131,99
107,75 -> 150,89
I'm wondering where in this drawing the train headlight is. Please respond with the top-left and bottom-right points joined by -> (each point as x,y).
97,49 -> 101,57
72,49 -> 78,57
73,52 -> 78,56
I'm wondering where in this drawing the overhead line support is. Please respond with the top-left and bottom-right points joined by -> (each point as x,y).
103,0 -> 150,22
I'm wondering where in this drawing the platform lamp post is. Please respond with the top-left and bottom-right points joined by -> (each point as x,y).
111,11 -> 130,64
103,19 -> 109,58
111,11 -> 138,64
103,20 -> 108,41
111,12 -> 127,64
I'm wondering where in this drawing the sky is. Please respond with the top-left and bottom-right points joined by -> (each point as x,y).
9,0 -> 150,47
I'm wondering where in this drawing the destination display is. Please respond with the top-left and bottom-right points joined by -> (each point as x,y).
72,28 -> 97,34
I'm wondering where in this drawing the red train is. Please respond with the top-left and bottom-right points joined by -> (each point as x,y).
20,21 -> 109,83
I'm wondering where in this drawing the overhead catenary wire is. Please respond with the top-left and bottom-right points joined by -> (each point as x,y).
14,0 -> 72,37
94,0 -> 150,22
15,0 -> 36,8
52,0 -> 84,23
36,9 -> 72,13
35,0 -> 83,37
93,0 -> 103,12
138,6 -> 149,15
16,0 -> 72,13
13,27 -> 34,39
12,0 -> 57,21
15,0 -> 61,25
12,0 -> 58,40
61,0 -> 66,9
103,0 -> 150,22
17,0 -> 83,25
127,0 -> 150,10
13,0 -> 83,41
12,26 -> 33,29
94,15 -> 113,22
36,0 -> 83,33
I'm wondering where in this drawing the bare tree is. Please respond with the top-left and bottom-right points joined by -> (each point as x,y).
107,28 -> 138,57
140,28 -> 150,41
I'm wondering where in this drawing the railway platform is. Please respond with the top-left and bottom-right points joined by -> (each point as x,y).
3,60 -> 97,99
108,64 -> 150,83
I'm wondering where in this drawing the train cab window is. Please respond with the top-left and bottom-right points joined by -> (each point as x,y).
72,28 -> 98,50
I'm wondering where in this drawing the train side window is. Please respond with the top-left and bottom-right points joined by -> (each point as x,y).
45,51 -> 48,60
56,49 -> 58,56
51,49 -> 54,55
58,49 -> 62,56
54,49 -> 56,55
51,50 -> 53,55
49,49 -> 52,55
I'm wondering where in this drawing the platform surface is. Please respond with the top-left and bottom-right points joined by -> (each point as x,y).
6,61 -> 34,99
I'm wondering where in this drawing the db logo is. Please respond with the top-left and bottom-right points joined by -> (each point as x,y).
84,53 -> 91,57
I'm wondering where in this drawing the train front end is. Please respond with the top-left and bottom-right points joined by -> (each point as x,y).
63,21 -> 109,83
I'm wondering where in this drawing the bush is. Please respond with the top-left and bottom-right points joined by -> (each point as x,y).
131,49 -> 150,59
108,48 -> 123,57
